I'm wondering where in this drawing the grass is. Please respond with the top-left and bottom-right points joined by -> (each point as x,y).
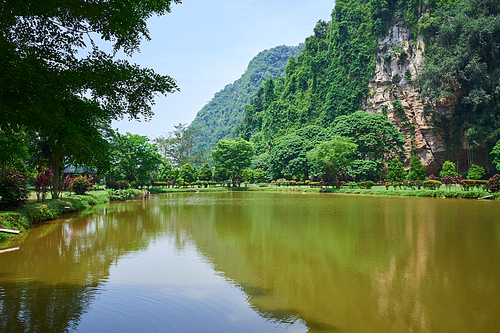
0,191 -> 110,243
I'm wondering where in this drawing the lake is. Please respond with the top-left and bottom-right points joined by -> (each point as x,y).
1,192 -> 500,332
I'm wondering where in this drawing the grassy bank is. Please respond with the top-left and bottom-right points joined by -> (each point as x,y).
0,191 -> 110,243
148,184 -> 500,199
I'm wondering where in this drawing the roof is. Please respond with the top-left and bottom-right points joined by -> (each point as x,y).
62,166 -> 97,174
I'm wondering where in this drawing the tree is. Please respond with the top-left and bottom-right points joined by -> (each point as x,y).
242,169 -> 255,183
466,164 -> 485,180
158,161 -> 173,182
407,156 -> 426,181
307,136 -> 358,187
491,140 -> 500,172
155,123 -> 203,167
253,168 -> 266,183
0,129 -> 29,171
180,163 -> 197,184
198,163 -> 213,182
418,0 -> 500,156
329,111 -> 406,180
111,132 -> 162,186
1,1 -> 181,196
440,161 -> 458,179
387,158 -> 406,182
212,138 -> 254,187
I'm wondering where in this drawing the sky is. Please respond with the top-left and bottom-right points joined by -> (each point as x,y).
112,0 -> 335,139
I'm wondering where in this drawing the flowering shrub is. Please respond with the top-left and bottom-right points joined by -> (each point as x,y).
72,176 -> 92,195
385,182 -> 392,190
34,166 -> 53,201
443,175 -> 454,188
0,168 -> 30,208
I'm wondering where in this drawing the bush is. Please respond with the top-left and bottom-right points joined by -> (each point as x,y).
258,183 -> 268,187
423,180 -> 442,190
106,180 -> 129,190
71,177 -> 92,195
0,168 -> 30,208
467,164 -> 485,180
487,174 -> 500,192
357,181 -> 374,189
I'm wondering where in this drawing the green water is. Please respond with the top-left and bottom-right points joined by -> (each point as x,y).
1,192 -> 500,332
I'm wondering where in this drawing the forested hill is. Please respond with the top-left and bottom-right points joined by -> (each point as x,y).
189,44 -> 303,155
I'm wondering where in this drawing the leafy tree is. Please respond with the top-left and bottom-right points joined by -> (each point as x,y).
466,164 -> 485,180
111,132 -> 162,186
387,158 -> 406,182
491,140 -> 500,172
0,129 -> 29,171
158,161 -> 173,182
268,134 -> 313,180
418,0 -> 500,157
213,167 -> 229,184
329,111 -> 406,179
307,136 -> 358,186
407,156 -> 426,181
242,169 -> 255,183
212,138 -> 254,187
180,163 -> 197,184
253,168 -> 266,183
198,163 -> 213,182
440,161 -> 458,178
155,123 -> 203,167
1,1 -> 180,196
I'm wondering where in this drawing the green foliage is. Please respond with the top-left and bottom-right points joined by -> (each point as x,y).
491,140 -> 500,172
242,169 -> 255,183
155,123 -> 204,167
106,181 -> 130,190
307,136 -> 358,185
0,169 -> 30,209
253,168 -> 266,183
158,162 -> 174,182
387,158 -> 406,182
71,177 -> 92,195
198,163 -> 213,182
423,180 -> 442,190
180,164 -> 198,184
110,132 -> 163,185
418,0 -> 500,154
190,45 -> 304,154
407,156 -> 426,181
329,111 -> 406,179
467,164 -> 485,180
212,138 -> 254,187
0,129 -> 29,171
440,161 -> 458,178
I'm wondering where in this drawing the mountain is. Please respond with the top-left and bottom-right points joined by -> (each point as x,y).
237,0 -> 500,176
189,44 -> 304,155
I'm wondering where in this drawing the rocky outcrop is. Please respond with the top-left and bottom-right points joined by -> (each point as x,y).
361,20 -> 473,175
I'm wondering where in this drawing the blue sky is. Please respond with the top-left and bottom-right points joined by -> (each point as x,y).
113,0 -> 335,138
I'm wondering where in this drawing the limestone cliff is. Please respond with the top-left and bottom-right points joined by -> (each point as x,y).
361,20 -> 471,175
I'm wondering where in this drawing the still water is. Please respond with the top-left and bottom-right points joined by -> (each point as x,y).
1,192 -> 500,332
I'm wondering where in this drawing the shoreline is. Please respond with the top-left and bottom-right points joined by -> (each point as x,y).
2,186 -> 498,244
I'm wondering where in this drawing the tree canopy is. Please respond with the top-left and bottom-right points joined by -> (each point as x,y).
212,138 -> 254,187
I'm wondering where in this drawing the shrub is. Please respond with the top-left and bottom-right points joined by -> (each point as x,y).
357,181 -> 374,189
34,166 -> 53,201
385,182 -> 391,190
348,181 -> 357,189
72,176 -> 92,195
423,180 -> 442,190
258,183 -> 268,187
309,182 -> 319,187
106,180 -> 129,190
0,168 -> 30,208
487,174 -> 500,192
467,164 -> 485,180
440,161 -> 457,178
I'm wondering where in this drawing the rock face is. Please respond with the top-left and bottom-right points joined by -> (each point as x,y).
361,20 -> 473,175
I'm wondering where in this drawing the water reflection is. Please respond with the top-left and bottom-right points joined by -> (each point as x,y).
1,192 -> 500,332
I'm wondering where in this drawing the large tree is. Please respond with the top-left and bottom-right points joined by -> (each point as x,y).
307,136 -> 358,186
0,0 -> 181,196
110,132 -> 162,186
212,138 -> 254,187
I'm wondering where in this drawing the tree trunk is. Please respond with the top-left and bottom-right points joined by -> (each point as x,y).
50,150 -> 63,199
